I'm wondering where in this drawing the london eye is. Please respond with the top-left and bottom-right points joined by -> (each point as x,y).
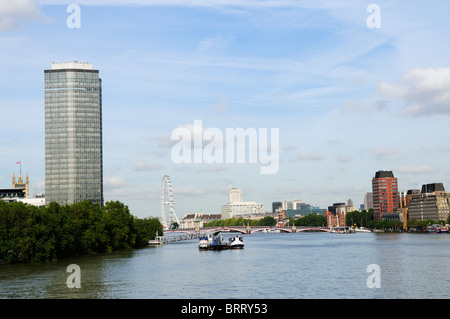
160,175 -> 180,230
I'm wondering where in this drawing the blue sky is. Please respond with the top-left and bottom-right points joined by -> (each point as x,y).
1,0 -> 450,219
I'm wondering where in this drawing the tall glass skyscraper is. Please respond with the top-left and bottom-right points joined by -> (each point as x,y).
45,60 -> 103,207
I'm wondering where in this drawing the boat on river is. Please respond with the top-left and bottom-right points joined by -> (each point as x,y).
198,236 -> 209,250
262,229 -> 280,233
228,235 -> 245,249
198,232 -> 245,250
198,232 -> 229,250
330,227 -> 355,234
428,225 -> 448,233
149,235 -> 164,246
354,227 -> 372,233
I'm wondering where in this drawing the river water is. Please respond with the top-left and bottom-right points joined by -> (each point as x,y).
1,232 -> 450,299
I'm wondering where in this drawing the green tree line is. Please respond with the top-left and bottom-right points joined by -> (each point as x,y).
204,215 -> 328,228
204,216 -> 278,227
346,209 -> 448,231
347,209 -> 405,230
288,214 -> 326,227
0,200 -> 162,264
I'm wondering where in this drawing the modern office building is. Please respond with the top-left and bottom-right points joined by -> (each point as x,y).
364,192 -> 373,210
397,189 -> 420,229
372,170 -> 399,221
401,189 -> 420,208
44,60 -> 103,207
408,183 -> 450,221
221,186 -> 264,219
421,183 -> 445,194
229,186 -> 242,203
272,201 -> 283,213
283,207 -> 327,218
282,200 -> 306,210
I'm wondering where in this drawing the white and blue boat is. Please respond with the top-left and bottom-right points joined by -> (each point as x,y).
228,235 -> 244,249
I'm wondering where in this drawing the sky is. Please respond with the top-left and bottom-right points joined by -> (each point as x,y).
1,0 -> 450,219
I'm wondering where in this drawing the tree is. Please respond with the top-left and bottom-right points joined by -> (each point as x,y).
292,214 -> 326,227
101,201 -> 136,251
346,210 -> 373,228
257,216 -> 277,226
0,200 -> 163,264
133,217 -> 163,247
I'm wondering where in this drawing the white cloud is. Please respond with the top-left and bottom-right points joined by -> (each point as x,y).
282,144 -> 297,151
340,99 -> 387,114
195,166 -> 229,173
176,186 -> 206,197
153,134 -> 177,148
104,176 -> 128,189
132,161 -> 163,172
0,0 -> 43,31
297,152 -> 324,161
396,165 -> 438,175
379,67 -> 450,116
336,156 -> 351,163
370,147 -> 397,159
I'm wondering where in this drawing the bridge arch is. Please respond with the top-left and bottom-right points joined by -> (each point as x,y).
251,227 -> 292,233
205,227 -> 247,235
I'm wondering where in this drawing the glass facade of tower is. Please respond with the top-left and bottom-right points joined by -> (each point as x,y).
44,61 -> 103,206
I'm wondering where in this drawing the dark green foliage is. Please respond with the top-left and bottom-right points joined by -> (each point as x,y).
291,214 -> 326,227
134,217 -> 163,247
345,209 -> 373,228
204,216 -> 278,227
102,201 -> 136,251
0,200 -> 162,264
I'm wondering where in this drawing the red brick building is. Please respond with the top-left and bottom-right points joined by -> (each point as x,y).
326,202 -> 349,228
372,170 -> 399,221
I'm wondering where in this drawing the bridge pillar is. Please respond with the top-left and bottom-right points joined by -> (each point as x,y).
291,225 -> 296,233
246,225 -> 251,234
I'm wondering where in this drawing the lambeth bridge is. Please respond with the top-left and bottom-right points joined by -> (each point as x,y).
159,225 -> 332,244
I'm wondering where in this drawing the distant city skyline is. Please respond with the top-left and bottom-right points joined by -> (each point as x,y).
1,1 -> 450,218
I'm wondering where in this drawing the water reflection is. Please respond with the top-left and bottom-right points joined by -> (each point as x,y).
1,232 -> 450,299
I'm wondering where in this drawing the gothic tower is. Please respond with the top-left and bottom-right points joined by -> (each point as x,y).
12,172 -> 29,198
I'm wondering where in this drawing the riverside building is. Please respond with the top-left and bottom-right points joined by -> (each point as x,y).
44,60 -> 103,206
372,170 -> 399,221
408,183 -> 450,222
221,186 -> 264,219
326,202 -> 353,228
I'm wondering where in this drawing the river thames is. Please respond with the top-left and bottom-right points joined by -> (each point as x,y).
1,231 -> 450,299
